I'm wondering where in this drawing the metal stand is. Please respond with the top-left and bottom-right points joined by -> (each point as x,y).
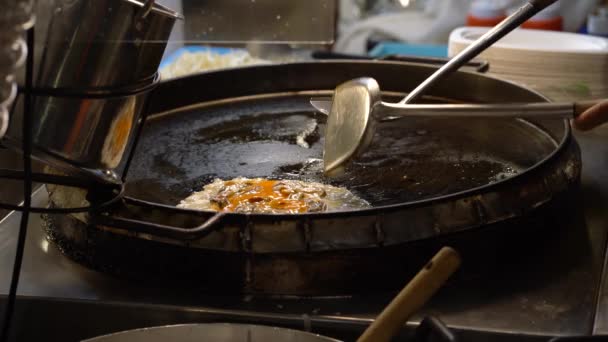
0,50 -> 161,213
0,23 -> 159,341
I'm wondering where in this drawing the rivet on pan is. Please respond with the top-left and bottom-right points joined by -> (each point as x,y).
563,161 -> 578,180
542,177 -> 551,191
472,198 -> 487,225
244,256 -> 253,289
299,219 -> 312,252
240,218 -> 253,252
559,169 -> 571,189
242,218 -> 254,291
302,314 -> 312,332
541,177 -> 551,195
374,218 -> 385,247
433,223 -> 441,234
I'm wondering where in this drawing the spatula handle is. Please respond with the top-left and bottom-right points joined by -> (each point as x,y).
378,102 -> 574,120
376,99 -> 607,122
357,247 -> 461,342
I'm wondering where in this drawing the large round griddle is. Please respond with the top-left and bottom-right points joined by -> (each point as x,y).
125,95 -> 553,208
44,61 -> 581,295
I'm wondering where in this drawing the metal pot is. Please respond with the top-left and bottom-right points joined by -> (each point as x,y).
35,0 -> 180,88
81,316 -> 458,342
45,60 -> 581,295
3,0 -> 181,183
83,324 -> 339,342
5,78 -> 158,182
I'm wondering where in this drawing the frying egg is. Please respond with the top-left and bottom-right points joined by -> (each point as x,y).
177,177 -> 370,214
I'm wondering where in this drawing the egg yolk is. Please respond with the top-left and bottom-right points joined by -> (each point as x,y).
219,180 -> 310,213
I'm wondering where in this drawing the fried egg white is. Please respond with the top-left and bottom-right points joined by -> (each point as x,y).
177,177 -> 370,214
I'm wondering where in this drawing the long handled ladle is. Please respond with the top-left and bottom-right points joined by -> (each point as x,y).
357,246 -> 461,342
312,78 -> 600,172
312,0 -> 565,173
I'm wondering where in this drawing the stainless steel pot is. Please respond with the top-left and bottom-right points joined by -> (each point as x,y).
83,324 -> 340,342
3,0 -> 181,183
35,0 -> 181,88
6,78 -> 158,183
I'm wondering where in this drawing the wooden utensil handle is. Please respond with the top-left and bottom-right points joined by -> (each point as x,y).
574,99 -> 605,117
357,247 -> 462,342
573,99 -> 608,131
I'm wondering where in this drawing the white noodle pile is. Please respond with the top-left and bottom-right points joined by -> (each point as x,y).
160,50 -> 269,79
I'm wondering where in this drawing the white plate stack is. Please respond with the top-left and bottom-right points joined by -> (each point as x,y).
448,27 -> 608,102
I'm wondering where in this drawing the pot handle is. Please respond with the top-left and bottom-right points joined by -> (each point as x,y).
134,0 -> 155,31
91,196 -> 226,241
380,55 -> 489,73
139,0 -> 155,19
311,51 -> 490,73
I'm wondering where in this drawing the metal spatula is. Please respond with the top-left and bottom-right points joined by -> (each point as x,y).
312,78 -> 599,173
315,0 -> 559,173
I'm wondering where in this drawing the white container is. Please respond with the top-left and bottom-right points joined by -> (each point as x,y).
588,7 -> 608,36
448,26 -> 608,101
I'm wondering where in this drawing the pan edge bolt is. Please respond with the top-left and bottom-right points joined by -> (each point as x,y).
375,219 -> 385,247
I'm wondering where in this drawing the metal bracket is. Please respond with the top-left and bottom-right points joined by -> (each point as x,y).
311,51 -> 490,73
91,196 -> 226,241
412,317 -> 457,342
135,0 -> 155,31
139,0 -> 155,19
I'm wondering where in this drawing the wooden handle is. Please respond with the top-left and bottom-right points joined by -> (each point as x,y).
573,99 -> 608,131
574,99 -> 603,117
357,247 -> 462,342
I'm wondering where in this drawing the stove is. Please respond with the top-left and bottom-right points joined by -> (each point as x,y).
1,128 -> 608,342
